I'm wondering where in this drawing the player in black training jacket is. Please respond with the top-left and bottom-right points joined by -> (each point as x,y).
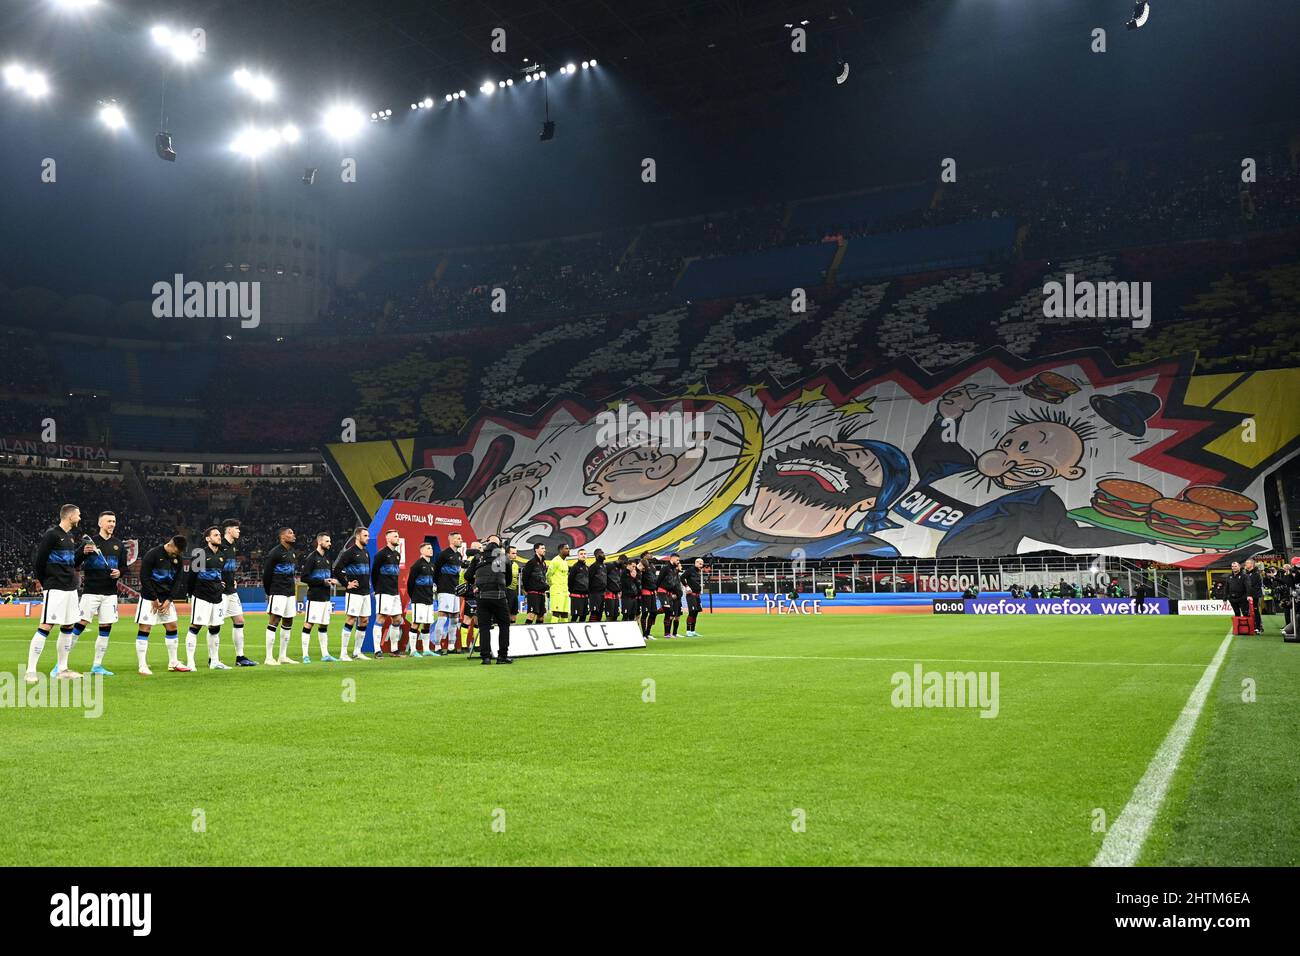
586,549 -> 607,623
26,503 -> 87,683
371,529 -> 405,656
657,554 -> 684,639
301,532 -> 342,663
186,526 -> 230,671
521,543 -> 548,625
683,557 -> 706,637
603,554 -> 623,622
136,534 -> 190,675
263,527 -> 301,666
431,530 -> 465,653
638,553 -> 660,639
219,519 -> 256,666
333,526 -> 372,660
568,548 -> 590,622
406,540 -> 439,656
621,557 -> 640,622
68,509 -> 126,677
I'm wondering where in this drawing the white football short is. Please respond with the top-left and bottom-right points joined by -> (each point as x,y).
436,593 -> 459,614
267,594 -> 297,618
306,600 -> 332,625
41,589 -> 81,627
78,592 -> 119,625
190,597 -> 226,627
221,592 -> 244,618
376,593 -> 402,617
135,599 -> 179,627
344,593 -> 372,618
411,602 -> 435,624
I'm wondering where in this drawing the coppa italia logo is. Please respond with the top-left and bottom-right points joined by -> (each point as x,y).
395,512 -> 437,525
931,600 -> 965,614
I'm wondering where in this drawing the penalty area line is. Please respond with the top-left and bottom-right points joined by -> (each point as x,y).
1091,631 -> 1234,868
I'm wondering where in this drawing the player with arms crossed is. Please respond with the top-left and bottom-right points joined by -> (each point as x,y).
658,553 -> 684,639
406,540 -> 440,656
63,510 -> 125,677
568,548 -> 590,623
263,527 -> 301,665
135,535 -> 190,674
219,519 -> 256,666
26,504 -> 87,683
186,526 -> 229,670
333,527 -> 373,660
300,532 -> 341,662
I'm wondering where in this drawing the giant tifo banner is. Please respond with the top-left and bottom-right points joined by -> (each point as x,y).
324,349 -> 1300,569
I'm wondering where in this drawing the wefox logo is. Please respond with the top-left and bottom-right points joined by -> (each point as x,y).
891,663 -> 999,718
1042,273 -> 1151,329
50,886 -> 151,936
152,273 -> 261,328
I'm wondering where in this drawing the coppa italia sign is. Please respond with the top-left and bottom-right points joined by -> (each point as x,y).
485,620 -> 646,658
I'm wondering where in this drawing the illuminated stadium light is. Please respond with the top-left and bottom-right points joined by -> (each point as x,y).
280,123 -> 300,143
459,89 -> 466,97
480,81 -> 495,95
1126,1 -> 1151,29
445,93 -> 453,102
422,96 -> 433,108
498,80 -> 506,88
524,74 -> 533,83
151,25 -> 202,64
4,64 -> 50,99
506,78 -> 513,86
538,71 -> 545,79
97,99 -> 125,130
589,58 -> 596,67
230,126 -> 284,158
54,0 -> 100,10
322,104 -> 364,140
233,68 -> 275,101
581,60 -> 589,69
565,62 -> 576,73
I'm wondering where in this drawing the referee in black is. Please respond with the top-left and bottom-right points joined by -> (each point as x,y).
474,537 -> 513,665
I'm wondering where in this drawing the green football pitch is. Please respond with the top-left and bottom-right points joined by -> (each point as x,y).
1,612 -> 1296,866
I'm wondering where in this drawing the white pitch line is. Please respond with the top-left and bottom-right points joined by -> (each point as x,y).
621,650 -> 1207,668
1091,632 -> 1234,868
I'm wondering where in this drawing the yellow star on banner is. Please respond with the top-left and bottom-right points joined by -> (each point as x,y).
674,538 -> 697,551
683,383 -> 705,395
836,397 -> 875,416
605,399 -> 625,411
791,385 -> 827,407
743,383 -> 767,395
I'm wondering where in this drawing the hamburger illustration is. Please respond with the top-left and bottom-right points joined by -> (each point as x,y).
1022,371 -> 1080,404
1145,497 -> 1222,540
1179,486 -> 1257,533
1091,478 -> 1161,521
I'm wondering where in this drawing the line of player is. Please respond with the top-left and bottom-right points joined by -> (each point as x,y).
21,504 -> 707,684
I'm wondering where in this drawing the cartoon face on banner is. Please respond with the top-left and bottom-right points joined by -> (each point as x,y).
326,348 -> 1300,569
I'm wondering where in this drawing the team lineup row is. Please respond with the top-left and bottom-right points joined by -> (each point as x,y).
20,504 -> 708,682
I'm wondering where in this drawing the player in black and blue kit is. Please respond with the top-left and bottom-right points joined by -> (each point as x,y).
219,519 -> 256,666
136,535 -> 190,674
406,541 -> 439,656
63,510 -> 125,677
371,529 -> 404,657
432,531 -> 464,653
300,532 -> 341,663
26,503 -> 87,683
333,527 -> 372,660
186,526 -> 230,671
262,528 -> 301,665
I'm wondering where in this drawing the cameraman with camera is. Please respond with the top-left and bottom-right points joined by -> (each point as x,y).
469,537 -> 513,665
